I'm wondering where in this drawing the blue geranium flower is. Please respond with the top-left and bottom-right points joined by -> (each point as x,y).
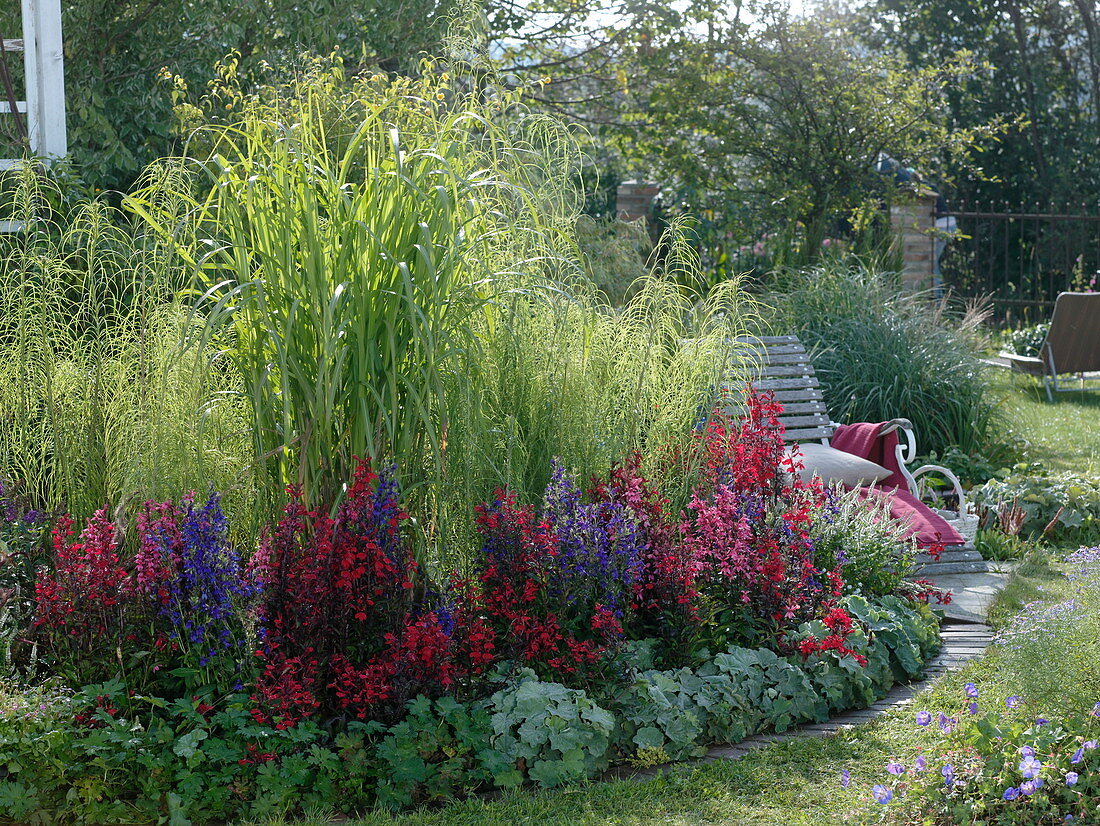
872,784 -> 892,804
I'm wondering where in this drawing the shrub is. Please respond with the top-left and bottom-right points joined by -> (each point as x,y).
252,460 -> 493,726
810,485 -> 916,598
373,695 -> 497,810
770,260 -> 1004,457
681,391 -> 846,652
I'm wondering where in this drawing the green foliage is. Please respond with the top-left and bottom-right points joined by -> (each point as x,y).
857,694 -> 1100,824
619,11 -> 1008,271
374,695 -> 496,810
0,1 -> 460,192
860,0 -> 1100,210
975,528 -> 1029,562
993,548 -> 1100,713
0,169 -> 254,524
811,486 -> 915,598
770,259 -> 1005,457
0,595 -> 941,820
1001,323 -> 1051,359
575,215 -> 651,307
486,672 -> 616,789
972,464 -> 1100,543
608,671 -> 707,762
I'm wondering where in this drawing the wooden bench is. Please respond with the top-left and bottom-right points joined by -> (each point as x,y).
722,335 -> 973,537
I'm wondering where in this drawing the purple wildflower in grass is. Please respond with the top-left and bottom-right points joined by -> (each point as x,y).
1019,756 -> 1042,779
1020,779 -> 1037,795
942,764 -> 955,785
1084,739 -> 1098,750
1020,746 -> 1036,758
1036,718 -> 1049,726
886,761 -> 904,776
1006,695 -> 1022,709
1092,702 -> 1100,718
915,756 -> 927,772
938,712 -> 957,733
1072,747 -> 1085,764
1067,772 -> 1079,787
1003,787 -> 1020,801
872,784 -> 892,804
968,701 -> 979,715
840,769 -> 850,788
964,682 -> 978,698
916,710 -> 932,726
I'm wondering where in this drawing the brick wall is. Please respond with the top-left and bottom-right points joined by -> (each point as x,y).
616,181 -> 660,221
889,190 -> 938,293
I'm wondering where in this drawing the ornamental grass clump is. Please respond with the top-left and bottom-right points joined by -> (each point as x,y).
849,683 -> 1100,824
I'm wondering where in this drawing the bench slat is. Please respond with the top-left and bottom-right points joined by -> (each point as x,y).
773,401 -> 827,414
770,388 -> 824,402
783,425 -> 836,441
762,364 -> 816,377
777,414 -> 831,428
763,352 -> 813,365
752,376 -> 821,390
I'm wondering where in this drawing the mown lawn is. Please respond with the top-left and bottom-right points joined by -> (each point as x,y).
994,370 -> 1100,471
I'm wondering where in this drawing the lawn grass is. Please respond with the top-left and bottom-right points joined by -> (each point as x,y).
992,370 -> 1100,471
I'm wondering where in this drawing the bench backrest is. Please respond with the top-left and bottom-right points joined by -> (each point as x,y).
723,335 -> 835,443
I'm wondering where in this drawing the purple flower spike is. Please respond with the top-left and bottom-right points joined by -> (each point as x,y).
915,710 -> 932,726
872,784 -> 892,804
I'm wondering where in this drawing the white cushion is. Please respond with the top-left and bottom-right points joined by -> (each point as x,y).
783,442 -> 891,487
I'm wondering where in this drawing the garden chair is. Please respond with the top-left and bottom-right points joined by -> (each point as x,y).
725,335 -> 972,548
998,292 -> 1100,401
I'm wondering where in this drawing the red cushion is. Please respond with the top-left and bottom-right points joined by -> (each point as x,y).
858,486 -> 966,547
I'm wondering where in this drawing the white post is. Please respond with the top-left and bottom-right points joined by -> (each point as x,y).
23,0 -> 66,162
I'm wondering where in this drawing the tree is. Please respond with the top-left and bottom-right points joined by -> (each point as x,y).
616,10 -> 1005,264
0,0 -> 459,191
853,0 -> 1100,207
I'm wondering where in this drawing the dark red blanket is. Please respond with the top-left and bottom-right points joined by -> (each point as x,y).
832,422 -> 965,547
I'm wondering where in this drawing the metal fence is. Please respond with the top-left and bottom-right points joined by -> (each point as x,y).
939,202 -> 1100,326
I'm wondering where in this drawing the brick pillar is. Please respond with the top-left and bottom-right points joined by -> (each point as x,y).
616,181 -> 659,221
890,190 -> 938,293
